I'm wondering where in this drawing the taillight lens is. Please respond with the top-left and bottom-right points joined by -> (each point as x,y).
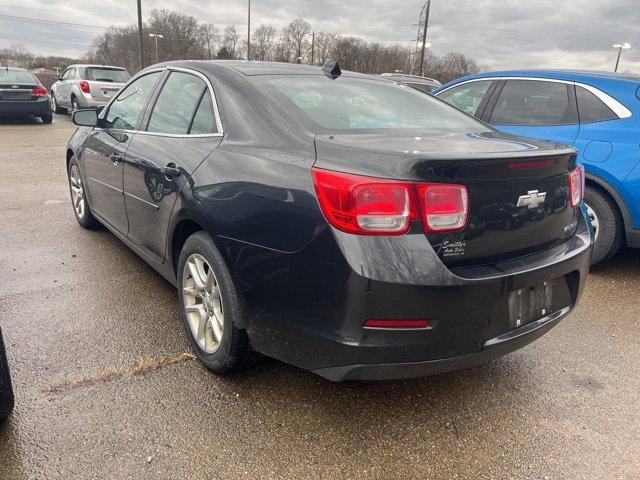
79,81 -> 91,94
312,168 -> 416,235
568,165 -> 584,208
31,84 -> 48,96
416,184 -> 468,232
311,168 -> 470,236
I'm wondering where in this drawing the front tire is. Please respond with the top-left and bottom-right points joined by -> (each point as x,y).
71,96 -> 79,113
177,232 -> 251,373
0,327 -> 15,422
584,186 -> 623,266
67,156 -> 100,229
51,94 -> 67,114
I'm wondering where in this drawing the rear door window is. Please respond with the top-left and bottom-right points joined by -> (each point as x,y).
438,80 -> 493,116
103,72 -> 162,130
147,72 -> 208,135
576,86 -> 618,123
490,80 -> 578,125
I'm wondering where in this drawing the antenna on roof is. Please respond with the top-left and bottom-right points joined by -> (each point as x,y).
322,61 -> 341,80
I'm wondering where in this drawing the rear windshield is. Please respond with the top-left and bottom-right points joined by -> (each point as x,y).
85,68 -> 130,83
0,69 -> 36,84
263,75 -> 486,132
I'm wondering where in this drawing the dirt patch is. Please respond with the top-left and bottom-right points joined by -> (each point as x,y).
43,352 -> 196,395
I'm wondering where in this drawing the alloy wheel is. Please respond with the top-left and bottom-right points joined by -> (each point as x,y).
69,164 -> 85,219
182,254 -> 224,354
585,202 -> 600,243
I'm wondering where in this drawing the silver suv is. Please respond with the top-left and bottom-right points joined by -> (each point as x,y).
50,64 -> 131,114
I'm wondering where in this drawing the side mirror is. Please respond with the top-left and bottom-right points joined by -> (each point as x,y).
58,75 -> 64,81
72,109 -> 98,127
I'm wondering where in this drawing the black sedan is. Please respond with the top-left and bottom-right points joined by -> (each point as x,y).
66,61 -> 592,381
0,67 -> 52,123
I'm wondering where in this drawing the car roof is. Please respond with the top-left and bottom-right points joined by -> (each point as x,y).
438,69 -> 640,89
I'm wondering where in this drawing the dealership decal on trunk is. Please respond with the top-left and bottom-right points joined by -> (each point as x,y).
440,239 -> 467,258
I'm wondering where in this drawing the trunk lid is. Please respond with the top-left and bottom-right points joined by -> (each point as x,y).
0,82 -> 37,101
314,131 -> 579,266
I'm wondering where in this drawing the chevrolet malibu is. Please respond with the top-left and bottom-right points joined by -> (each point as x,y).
66,61 -> 592,381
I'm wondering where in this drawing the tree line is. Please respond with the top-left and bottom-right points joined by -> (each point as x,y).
1,10 -> 484,84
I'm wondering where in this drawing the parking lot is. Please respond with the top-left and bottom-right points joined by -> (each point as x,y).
0,115 -> 638,479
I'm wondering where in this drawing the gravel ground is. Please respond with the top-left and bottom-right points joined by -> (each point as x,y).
0,114 -> 639,479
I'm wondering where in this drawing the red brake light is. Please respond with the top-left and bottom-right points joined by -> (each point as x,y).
416,184 -> 468,232
79,81 -> 91,94
311,168 -> 470,235
568,165 -> 584,207
31,84 -> 48,96
311,168 -> 416,235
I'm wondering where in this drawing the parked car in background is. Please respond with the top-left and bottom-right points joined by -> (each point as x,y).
381,73 -> 441,93
65,61 -> 591,381
0,326 -> 14,422
50,64 -> 131,114
0,67 -> 52,123
435,70 -> 640,265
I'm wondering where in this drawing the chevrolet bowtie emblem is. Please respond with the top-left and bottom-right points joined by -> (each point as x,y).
10,85 -> 19,89
517,190 -> 547,209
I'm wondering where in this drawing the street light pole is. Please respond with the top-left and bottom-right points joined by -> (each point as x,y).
137,0 -> 144,70
247,0 -> 251,60
149,33 -> 164,64
612,42 -> 631,72
311,31 -> 315,65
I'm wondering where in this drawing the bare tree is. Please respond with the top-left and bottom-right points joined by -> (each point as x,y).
313,33 -> 337,65
252,24 -> 277,61
223,26 -> 241,59
281,19 -> 311,63
198,23 -> 220,60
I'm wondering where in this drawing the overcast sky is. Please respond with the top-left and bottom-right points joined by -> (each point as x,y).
1,0 -> 639,72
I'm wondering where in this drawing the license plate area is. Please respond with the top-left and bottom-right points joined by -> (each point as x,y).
508,281 -> 554,328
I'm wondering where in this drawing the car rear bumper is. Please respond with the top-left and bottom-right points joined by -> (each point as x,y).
240,206 -> 593,381
0,97 -> 50,116
77,93 -> 109,109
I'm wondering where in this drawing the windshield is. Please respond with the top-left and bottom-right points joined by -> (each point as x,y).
85,68 -> 130,83
263,75 -> 487,132
0,69 -> 36,84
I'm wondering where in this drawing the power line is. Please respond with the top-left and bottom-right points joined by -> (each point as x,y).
0,13 -> 107,30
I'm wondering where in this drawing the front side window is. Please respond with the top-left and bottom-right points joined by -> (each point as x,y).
147,72 -> 209,135
576,86 -> 618,123
490,80 -> 578,125
438,80 -> 493,116
103,72 -> 162,130
264,76 -> 486,132
62,68 -> 74,80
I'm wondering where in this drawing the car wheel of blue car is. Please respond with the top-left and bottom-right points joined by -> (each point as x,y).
584,186 -> 623,266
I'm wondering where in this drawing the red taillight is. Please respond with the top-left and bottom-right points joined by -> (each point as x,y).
312,168 -> 469,235
79,81 -> 91,94
312,168 -> 416,235
364,319 -> 430,329
568,165 -> 584,208
31,84 -> 48,96
416,184 -> 468,233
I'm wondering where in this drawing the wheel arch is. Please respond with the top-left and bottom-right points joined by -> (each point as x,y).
66,148 -> 75,170
170,218 -> 205,277
585,173 -> 630,241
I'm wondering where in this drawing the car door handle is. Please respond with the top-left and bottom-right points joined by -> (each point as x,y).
161,164 -> 182,178
109,153 -> 123,166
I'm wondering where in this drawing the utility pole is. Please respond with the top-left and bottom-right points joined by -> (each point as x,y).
247,0 -> 251,60
418,0 -> 431,77
137,0 -> 144,69
612,42 -> 631,72
311,32 -> 315,65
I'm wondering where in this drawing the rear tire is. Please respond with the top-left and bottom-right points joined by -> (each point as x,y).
68,156 -> 100,229
584,186 -> 623,266
71,96 -> 79,113
0,327 -> 15,423
177,232 -> 251,374
40,112 -> 53,124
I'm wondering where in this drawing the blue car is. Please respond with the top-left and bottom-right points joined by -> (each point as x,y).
434,70 -> 640,265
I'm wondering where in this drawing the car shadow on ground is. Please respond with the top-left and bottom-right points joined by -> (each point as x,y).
0,115 -> 46,125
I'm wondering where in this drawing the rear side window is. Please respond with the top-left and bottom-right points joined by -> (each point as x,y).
85,68 -> 130,83
189,90 -> 217,134
490,80 -> 578,125
576,86 -> 618,123
147,72 -> 208,135
438,80 -> 493,116
104,72 -> 162,130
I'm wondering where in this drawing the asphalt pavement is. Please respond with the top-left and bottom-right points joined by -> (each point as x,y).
0,114 -> 638,479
